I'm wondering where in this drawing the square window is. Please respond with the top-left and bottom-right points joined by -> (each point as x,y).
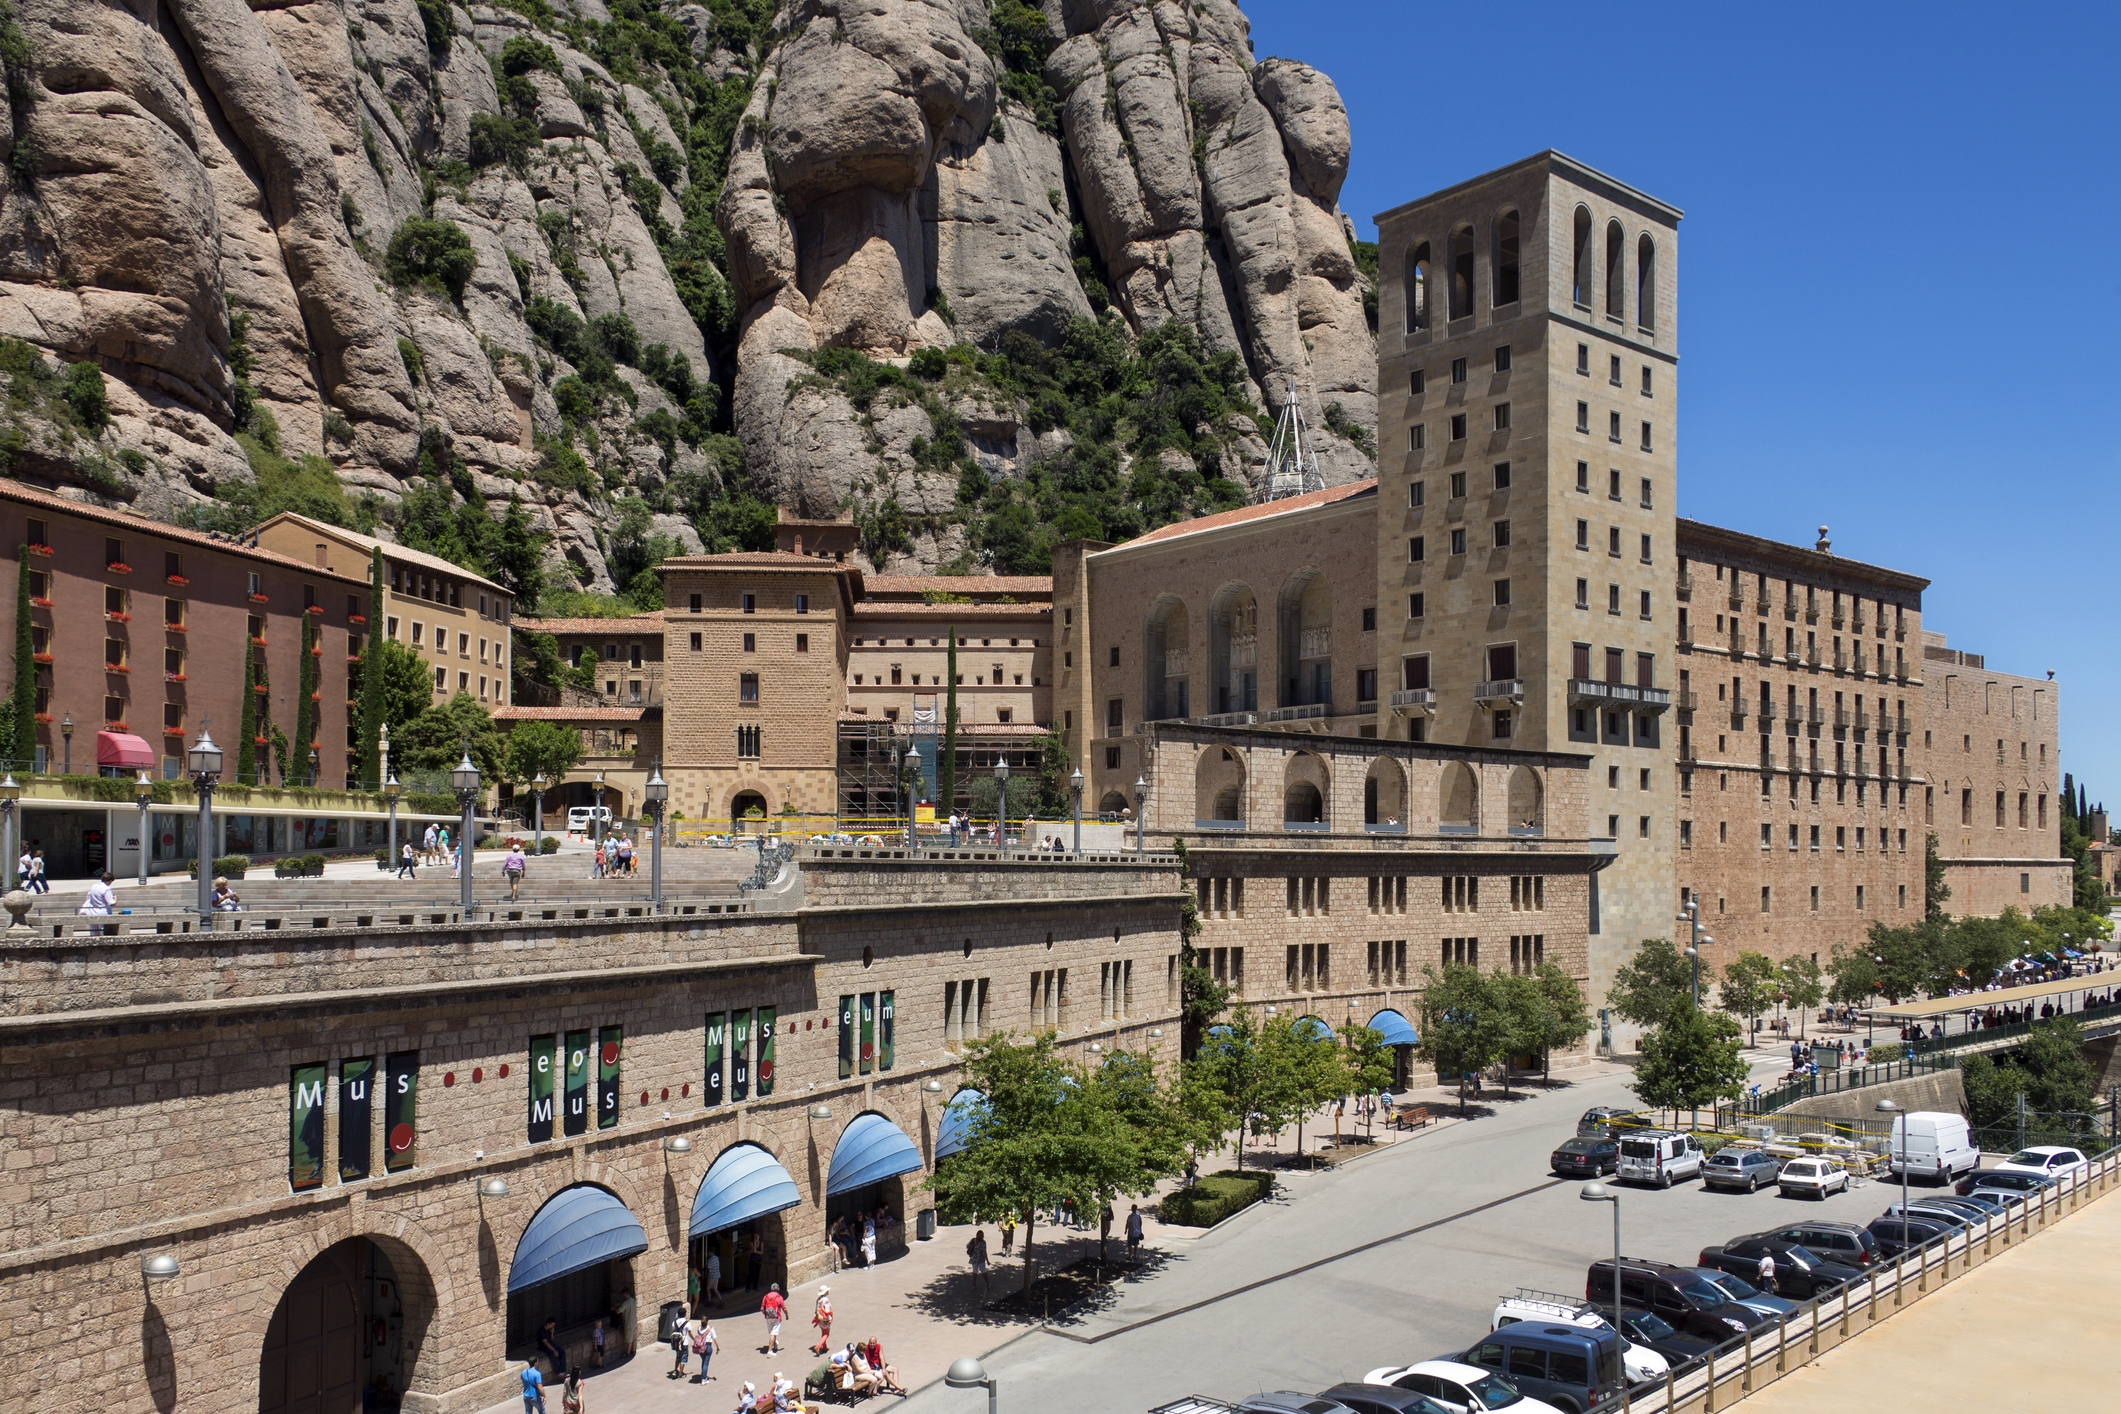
1493,578 -> 1511,607
1410,424 -> 1426,451
1609,468 -> 1623,500
795,633 -> 809,653
1495,344 -> 1512,372
1609,526 -> 1622,556
1641,420 -> 1654,451
1608,584 -> 1621,615
1493,520 -> 1510,548
689,593 -> 702,613
1640,533 -> 1653,563
741,593 -> 756,613
1576,344 -> 1589,375
689,632 -> 702,651
1410,368 -> 1426,395
1407,592 -> 1425,619
1494,710 -> 1513,739
1449,413 -> 1467,441
1451,357 -> 1468,384
1408,535 -> 1425,563
795,593 -> 809,614
1408,479 -> 1425,508
1361,606 -> 1376,631
1576,461 -> 1589,492
1639,477 -> 1653,508
1104,746 -> 1120,769
1493,403 -> 1511,431
1609,354 -> 1622,386
1641,365 -> 1654,396
742,632 -> 756,652
739,673 -> 759,703
1450,529 -> 1467,555
1449,471 -> 1467,498
1493,462 -> 1511,490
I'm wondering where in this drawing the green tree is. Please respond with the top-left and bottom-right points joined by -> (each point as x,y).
9,547 -> 34,768
253,634 -> 277,784
939,625 -> 959,810
1530,962 -> 1594,1080
1607,937 -> 1694,1028
1189,1005 -> 1307,1171
1717,951 -> 1778,1039
1416,964 -> 1509,1116
1962,1018 -> 2101,1138
1491,969 -> 1548,1099
393,692 -> 506,783
1826,941 -> 1879,1008
490,494 -> 547,613
357,548 -> 386,788
504,718 -> 584,786
1277,1012 -> 1352,1160
385,217 -> 478,302
1779,955 -> 1825,1039
1632,1003 -> 1748,1124
1924,831 -> 1951,920
236,637 -> 260,784
293,612 -> 318,782
1080,1049 -> 1187,1263
369,637 -> 437,742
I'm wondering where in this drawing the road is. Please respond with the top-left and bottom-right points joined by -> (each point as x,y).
902,1057 -> 1899,1414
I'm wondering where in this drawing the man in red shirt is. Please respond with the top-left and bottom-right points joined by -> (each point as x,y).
759,1283 -> 786,1354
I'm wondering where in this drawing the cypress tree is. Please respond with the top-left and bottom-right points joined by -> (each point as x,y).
236,638 -> 259,784
358,547 -> 385,788
294,611 -> 318,784
939,625 -> 958,813
254,632 -> 275,784
10,548 -> 34,769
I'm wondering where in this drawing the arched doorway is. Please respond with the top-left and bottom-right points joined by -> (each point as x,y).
1277,570 -> 1332,707
689,1142 -> 802,1304
1144,595 -> 1191,721
1283,751 -> 1329,828
507,1185 -> 647,1367
1195,745 -> 1246,827
825,1111 -> 925,1267
730,790 -> 768,832
260,1237 -> 431,1414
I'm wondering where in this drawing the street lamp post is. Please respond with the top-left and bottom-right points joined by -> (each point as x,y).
0,773 -> 19,891
384,771 -> 402,870
452,745 -> 480,912
134,770 -> 154,887
1069,766 -> 1083,855
530,772 -> 546,845
995,757 -> 1010,857
644,760 -> 668,913
187,725 -> 223,924
944,1356 -> 997,1414
1133,775 -> 1148,857
1678,898 -> 1703,1008
1877,1098 -> 1910,1246
902,742 -> 920,851
593,770 -> 606,851
1579,1181 -> 1621,1340
307,746 -> 320,789
60,713 -> 72,776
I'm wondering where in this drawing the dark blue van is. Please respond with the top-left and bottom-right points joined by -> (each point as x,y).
1456,1323 -> 1625,1413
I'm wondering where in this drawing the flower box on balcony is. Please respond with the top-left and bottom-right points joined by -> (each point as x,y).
34,712 -> 53,724
104,721 -> 128,732
25,544 -> 52,557
250,637 -> 269,648
165,574 -> 189,587
252,684 -> 269,694
165,623 -> 187,633
306,604 -> 325,616
29,597 -> 52,609
346,655 -> 361,664
166,673 -> 188,683
309,692 -> 322,702
163,726 -> 185,735
310,646 -> 323,656
253,736 -> 269,745
247,592 -> 269,604
347,614 -> 367,626
105,663 -> 130,674
105,562 -> 132,575
105,611 -> 131,623
31,652 -> 52,665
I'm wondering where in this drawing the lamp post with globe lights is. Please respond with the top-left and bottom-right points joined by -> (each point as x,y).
134,770 -> 154,886
643,761 -> 668,913
187,724 -> 223,924
1580,1182 -> 1622,1338
1134,775 -> 1148,856
452,745 -> 480,911
995,757 -> 1010,857
1070,765 -> 1083,854
902,741 -> 920,851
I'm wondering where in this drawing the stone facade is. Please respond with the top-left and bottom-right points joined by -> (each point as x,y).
0,855 -> 1189,1414
1672,520 -> 1930,972
1919,631 -> 2069,914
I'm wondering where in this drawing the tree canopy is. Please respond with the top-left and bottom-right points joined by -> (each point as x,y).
391,692 -> 506,783
1416,964 -> 1510,1115
1607,938 -> 1695,1028
1632,1003 -> 1748,1117
503,718 -> 584,786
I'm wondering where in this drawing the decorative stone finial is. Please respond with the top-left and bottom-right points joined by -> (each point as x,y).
1815,525 -> 1831,554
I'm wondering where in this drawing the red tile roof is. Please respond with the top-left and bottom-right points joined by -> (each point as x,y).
1116,479 -> 1377,549
0,478 -> 369,584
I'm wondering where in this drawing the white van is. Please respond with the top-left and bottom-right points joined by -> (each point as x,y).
1887,1111 -> 1979,1182
566,806 -> 613,833
1616,1130 -> 1704,1187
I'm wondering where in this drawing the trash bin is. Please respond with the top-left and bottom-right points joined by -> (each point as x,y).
657,1299 -> 687,1345
916,1208 -> 937,1242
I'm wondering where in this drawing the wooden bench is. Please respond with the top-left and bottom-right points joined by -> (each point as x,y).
1394,1104 -> 1432,1131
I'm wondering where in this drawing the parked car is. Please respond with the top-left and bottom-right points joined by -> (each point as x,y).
1454,1325 -> 1624,1413
1912,1194 -> 2004,1220
1877,1201 -> 1975,1229
1578,1106 -> 1636,1137
1955,1168 -> 2054,1197
1775,1158 -> 1849,1200
1764,1221 -> 1878,1268
1993,1146 -> 2089,1179
1315,1383 -> 1456,1414
1701,1149 -> 1783,1193
1223,1393 -> 1362,1414
1492,1292 -> 1668,1384
1360,1360 -> 1567,1414
1883,1111 -> 1980,1183
1585,1259 -> 1767,1341
1608,1310 -> 1715,1367
1688,1268 -> 1798,1318
1616,1131 -> 1706,1188
1865,1215 -> 1956,1257
1550,1138 -> 1620,1178
1697,1238 -> 1861,1298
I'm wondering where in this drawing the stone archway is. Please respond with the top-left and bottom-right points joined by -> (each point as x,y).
259,1235 -> 435,1414
730,789 -> 769,830
1195,745 -> 1247,826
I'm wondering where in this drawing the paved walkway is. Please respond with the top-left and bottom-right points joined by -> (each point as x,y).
1733,1167 -> 2121,1413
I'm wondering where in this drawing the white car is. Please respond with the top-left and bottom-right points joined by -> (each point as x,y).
1777,1157 -> 1849,1199
1490,1294 -> 1668,1384
1363,1360 -> 1567,1413
1992,1145 -> 2088,1179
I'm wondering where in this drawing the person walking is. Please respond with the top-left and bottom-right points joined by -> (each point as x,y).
422,823 -> 438,866
27,847 -> 47,893
706,1248 -> 723,1308
860,1217 -> 876,1269
692,1318 -> 719,1383
560,1368 -> 584,1414
672,1314 -> 693,1379
15,844 -> 30,890
1757,1249 -> 1777,1296
966,1229 -> 990,1299
520,1361 -> 546,1414
398,840 -> 418,878
77,871 -> 118,915
503,840 -> 528,901
808,1287 -> 832,1356
759,1282 -> 786,1354
1126,1203 -> 1145,1263
615,1289 -> 636,1357
999,1215 -> 1014,1258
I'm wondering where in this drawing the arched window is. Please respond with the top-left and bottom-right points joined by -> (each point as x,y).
1636,234 -> 1656,330
1405,242 -> 1431,332
1492,209 -> 1520,307
1448,224 -> 1476,321
1605,220 -> 1625,318
1571,207 -> 1593,307
1439,762 -> 1478,833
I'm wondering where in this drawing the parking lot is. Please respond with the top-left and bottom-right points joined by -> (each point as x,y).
899,1056 -> 1939,1413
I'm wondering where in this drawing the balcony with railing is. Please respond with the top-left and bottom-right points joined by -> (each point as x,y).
1853,706 -> 1870,730
1474,678 -> 1524,708
1729,705 -> 1749,730
1805,647 -> 1822,668
1675,570 -> 1693,600
1807,704 -> 1826,725
1676,627 -> 1694,652
1833,705 -> 1852,728
1389,688 -> 1436,717
1676,688 -> 1700,711
1833,650 -> 1848,672
1894,711 -> 1912,734
1757,699 -> 1778,723
1259,702 -> 1329,724
1727,584 -> 1745,610
1831,610 -> 1846,629
1804,605 -> 1819,624
1568,680 -> 1672,714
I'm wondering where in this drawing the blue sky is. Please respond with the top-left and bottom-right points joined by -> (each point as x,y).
1241,0 -> 2121,801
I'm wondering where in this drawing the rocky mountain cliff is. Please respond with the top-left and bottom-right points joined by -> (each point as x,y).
0,0 -> 1374,596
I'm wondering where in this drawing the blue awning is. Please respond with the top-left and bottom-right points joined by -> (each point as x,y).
933,1089 -> 987,1161
1367,1008 -> 1420,1047
1293,1015 -> 1333,1041
827,1112 -> 925,1195
508,1185 -> 647,1293
689,1143 -> 802,1240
